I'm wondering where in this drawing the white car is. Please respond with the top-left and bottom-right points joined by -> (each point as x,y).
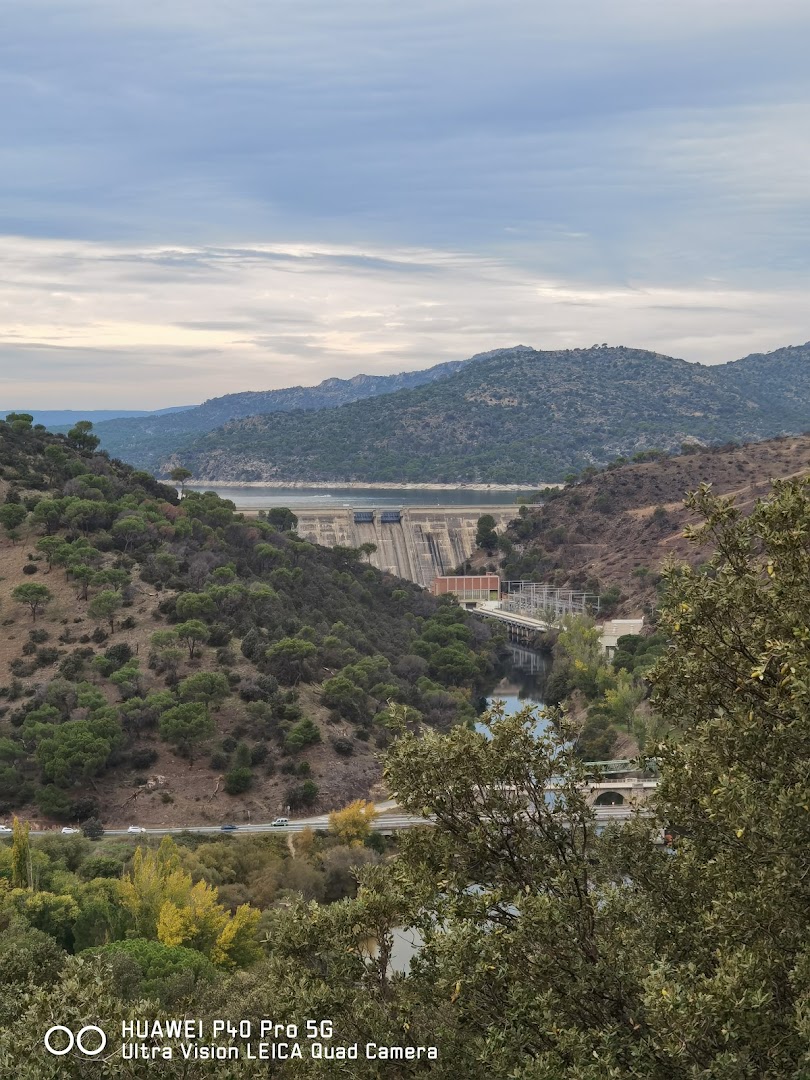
61,827 -> 79,835
0,825 -> 12,834
127,825 -> 146,834
271,817 -> 289,827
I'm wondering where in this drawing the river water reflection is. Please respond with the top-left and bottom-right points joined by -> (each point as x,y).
481,645 -> 550,735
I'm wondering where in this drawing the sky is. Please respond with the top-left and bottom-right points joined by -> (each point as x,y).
1,0 -> 809,408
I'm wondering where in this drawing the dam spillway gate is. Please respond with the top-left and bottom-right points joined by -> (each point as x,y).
289,505 -> 517,588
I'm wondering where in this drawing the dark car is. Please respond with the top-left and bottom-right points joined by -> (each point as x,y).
220,824 -> 238,831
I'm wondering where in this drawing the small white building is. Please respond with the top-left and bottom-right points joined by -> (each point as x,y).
598,618 -> 645,658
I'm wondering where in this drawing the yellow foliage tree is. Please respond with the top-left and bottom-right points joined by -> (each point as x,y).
328,799 -> 377,846
154,896 -> 186,948
119,836 -> 260,968
211,903 -> 262,968
119,836 -> 189,938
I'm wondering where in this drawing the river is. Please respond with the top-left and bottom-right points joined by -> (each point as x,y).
482,645 -> 550,734
187,484 -> 531,509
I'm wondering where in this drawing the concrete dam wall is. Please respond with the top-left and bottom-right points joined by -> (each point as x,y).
290,506 -> 517,588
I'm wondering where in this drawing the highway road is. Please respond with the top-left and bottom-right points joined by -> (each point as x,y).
24,805 -> 651,838
26,814 -> 430,838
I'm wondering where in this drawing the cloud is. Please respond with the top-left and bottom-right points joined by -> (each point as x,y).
0,1 -> 808,404
0,236 -> 808,407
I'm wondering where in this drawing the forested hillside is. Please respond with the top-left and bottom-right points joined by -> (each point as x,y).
166,342 -> 810,484
0,415 -> 497,829
85,358 -> 468,471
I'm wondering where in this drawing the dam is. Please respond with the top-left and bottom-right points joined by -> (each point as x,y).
284,505 -> 517,588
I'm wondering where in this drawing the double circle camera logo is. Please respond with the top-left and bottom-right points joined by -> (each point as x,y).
44,1025 -> 107,1057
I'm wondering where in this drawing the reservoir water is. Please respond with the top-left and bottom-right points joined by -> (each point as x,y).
188,484 -> 530,510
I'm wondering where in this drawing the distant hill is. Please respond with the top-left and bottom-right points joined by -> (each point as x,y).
2,407 -> 193,428
166,342 -> 810,484
89,359 -> 468,470
718,343 -> 810,421
493,433 -> 810,614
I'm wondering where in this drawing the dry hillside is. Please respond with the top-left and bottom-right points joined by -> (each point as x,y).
499,435 -> 810,615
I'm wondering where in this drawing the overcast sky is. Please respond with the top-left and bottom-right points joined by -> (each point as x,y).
2,0 -> 809,407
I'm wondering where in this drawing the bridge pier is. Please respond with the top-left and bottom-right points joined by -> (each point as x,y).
506,622 -> 534,645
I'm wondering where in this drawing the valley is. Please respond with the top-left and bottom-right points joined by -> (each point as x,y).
5,0 -> 810,1068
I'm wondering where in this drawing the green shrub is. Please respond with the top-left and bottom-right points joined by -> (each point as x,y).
284,717 -> 321,753
130,748 -> 158,770
36,784 -> 73,820
90,940 -> 218,1005
79,855 -> 123,880
330,736 -> 354,756
224,766 -> 252,794
285,780 -> 319,810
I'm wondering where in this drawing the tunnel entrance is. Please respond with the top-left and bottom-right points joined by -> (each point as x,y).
594,791 -> 625,807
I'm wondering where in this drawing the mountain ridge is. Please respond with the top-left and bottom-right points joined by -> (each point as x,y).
165,342 -> 810,484
1,406 -> 194,428
89,358 -> 470,470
